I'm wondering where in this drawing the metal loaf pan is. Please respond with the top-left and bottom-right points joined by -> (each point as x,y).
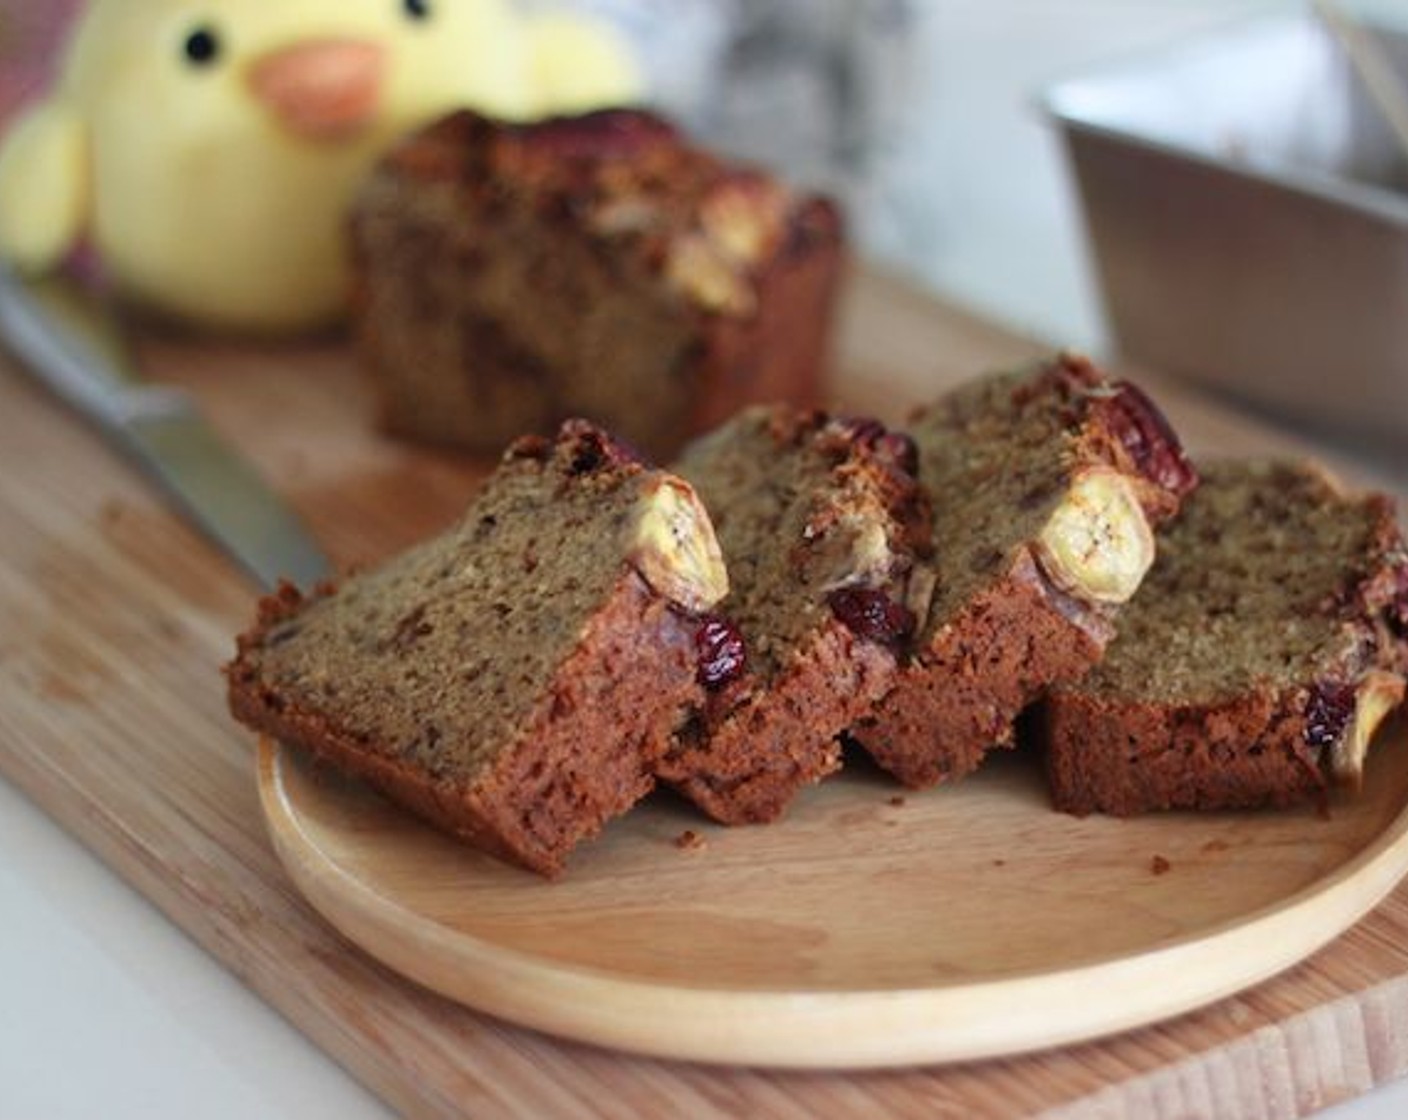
1045,13 -> 1408,443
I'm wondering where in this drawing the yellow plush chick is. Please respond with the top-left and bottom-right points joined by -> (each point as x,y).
0,0 -> 639,333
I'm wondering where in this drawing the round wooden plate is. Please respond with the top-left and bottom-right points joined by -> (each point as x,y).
258,723 -> 1408,1069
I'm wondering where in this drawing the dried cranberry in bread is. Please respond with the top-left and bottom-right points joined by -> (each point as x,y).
351,108 -> 844,461
225,420 -> 728,877
850,355 -> 1197,788
1043,459 -> 1408,814
658,407 -> 929,823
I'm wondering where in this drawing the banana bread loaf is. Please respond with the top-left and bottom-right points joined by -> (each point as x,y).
350,108 -> 844,461
658,407 -> 929,823
225,420 -> 729,877
849,355 -> 1198,788
1043,459 -> 1408,814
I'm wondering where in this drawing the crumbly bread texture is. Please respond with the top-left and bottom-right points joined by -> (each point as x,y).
226,421 -> 728,877
849,355 -> 1199,788
1044,459 -> 1408,815
658,407 -> 930,824
351,108 -> 844,461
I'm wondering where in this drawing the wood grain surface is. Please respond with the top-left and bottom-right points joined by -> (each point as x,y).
3,270 -> 1408,1117
260,722 -> 1408,1069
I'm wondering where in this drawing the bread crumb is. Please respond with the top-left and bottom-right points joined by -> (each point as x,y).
887,796 -> 906,807
675,830 -> 707,852
992,858 -> 1006,868
1202,839 -> 1230,854
1151,854 -> 1171,875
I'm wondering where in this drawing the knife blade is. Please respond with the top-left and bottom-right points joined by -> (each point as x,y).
0,264 -> 330,591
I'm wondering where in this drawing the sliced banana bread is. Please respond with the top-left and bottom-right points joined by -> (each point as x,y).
226,420 -> 729,877
849,355 -> 1198,788
351,108 -> 843,461
657,406 -> 929,824
1043,459 -> 1408,814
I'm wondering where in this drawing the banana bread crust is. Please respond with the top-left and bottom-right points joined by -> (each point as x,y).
851,355 -> 1197,788
659,407 -> 929,823
229,574 -> 698,875
1043,460 -> 1408,815
351,109 -> 844,461
225,420 -> 723,877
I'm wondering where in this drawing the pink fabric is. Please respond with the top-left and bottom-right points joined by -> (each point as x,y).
0,0 -> 81,123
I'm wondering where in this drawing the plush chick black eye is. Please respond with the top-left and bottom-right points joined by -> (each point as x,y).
183,27 -> 221,66
403,0 -> 431,21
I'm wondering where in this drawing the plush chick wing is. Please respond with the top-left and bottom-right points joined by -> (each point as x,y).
524,13 -> 641,117
0,100 -> 88,272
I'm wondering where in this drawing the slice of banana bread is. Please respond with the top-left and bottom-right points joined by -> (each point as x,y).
656,406 -> 929,824
849,355 -> 1198,788
226,420 -> 729,877
351,108 -> 844,462
1043,459 -> 1408,814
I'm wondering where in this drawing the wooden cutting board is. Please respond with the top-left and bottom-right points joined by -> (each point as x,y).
3,270 -> 1408,1119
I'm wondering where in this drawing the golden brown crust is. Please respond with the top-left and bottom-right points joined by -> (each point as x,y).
659,619 -> 893,824
1042,687 -> 1326,815
855,550 -> 1112,787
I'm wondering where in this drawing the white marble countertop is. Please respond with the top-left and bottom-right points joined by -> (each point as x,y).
5,2 -> 1408,1116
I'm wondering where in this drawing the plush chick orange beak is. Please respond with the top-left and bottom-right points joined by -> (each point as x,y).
246,39 -> 385,141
